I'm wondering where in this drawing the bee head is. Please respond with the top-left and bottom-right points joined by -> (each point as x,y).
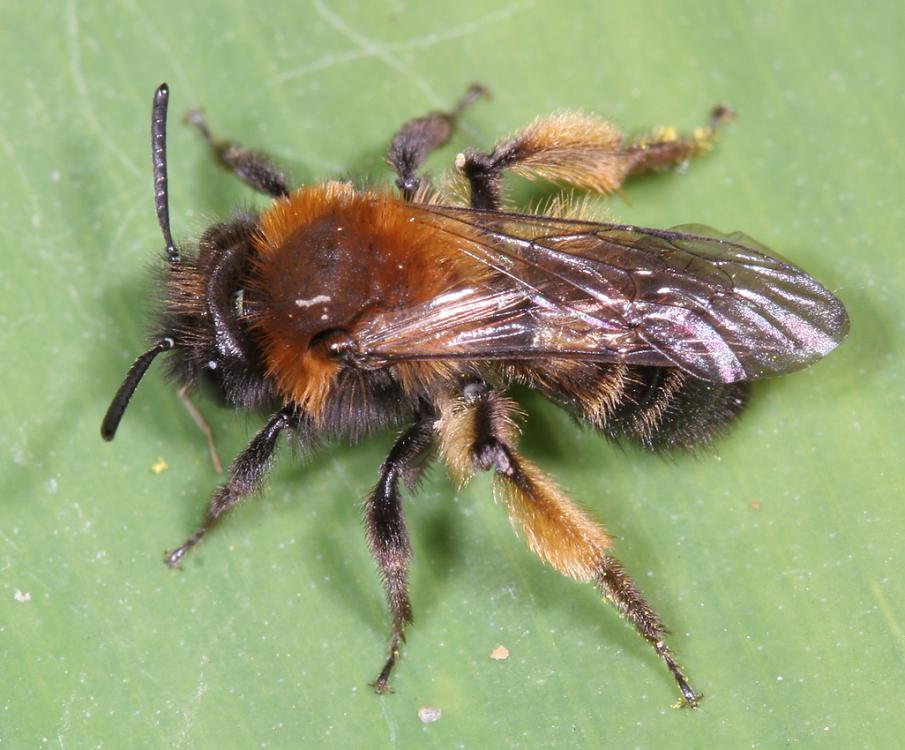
101,84 -> 273,442
159,217 -> 274,402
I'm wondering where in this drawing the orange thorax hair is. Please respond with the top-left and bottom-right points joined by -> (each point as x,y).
250,182 -> 484,416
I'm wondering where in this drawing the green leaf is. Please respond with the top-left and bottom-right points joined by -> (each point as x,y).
4,1 -> 903,747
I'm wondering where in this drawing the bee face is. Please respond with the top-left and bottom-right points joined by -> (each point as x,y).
155,218 -> 273,411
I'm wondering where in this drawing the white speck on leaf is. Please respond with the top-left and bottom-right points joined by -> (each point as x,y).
418,705 -> 442,724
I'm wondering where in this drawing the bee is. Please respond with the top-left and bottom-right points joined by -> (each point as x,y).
102,83 -> 848,707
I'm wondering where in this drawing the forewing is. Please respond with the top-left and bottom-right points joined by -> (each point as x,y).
351,207 -> 849,382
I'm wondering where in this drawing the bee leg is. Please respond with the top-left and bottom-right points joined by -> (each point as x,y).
176,385 -> 224,474
437,389 -> 701,708
184,108 -> 290,198
454,148 -> 505,210
387,84 -> 489,201
364,417 -> 437,693
622,105 -> 735,180
458,105 -> 735,210
163,407 -> 298,567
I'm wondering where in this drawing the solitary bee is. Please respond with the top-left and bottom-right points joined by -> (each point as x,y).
102,83 -> 848,707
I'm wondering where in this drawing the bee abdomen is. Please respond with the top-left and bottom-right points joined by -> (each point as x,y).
601,367 -> 750,451
509,361 -> 749,452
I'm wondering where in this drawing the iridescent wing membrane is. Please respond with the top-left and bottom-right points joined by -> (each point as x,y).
353,205 -> 849,383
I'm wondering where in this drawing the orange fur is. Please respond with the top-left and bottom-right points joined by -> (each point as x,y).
504,361 -> 630,428
391,359 -> 461,404
435,395 -> 477,486
532,192 -> 611,222
623,368 -> 687,440
259,341 -> 341,419
249,183 -> 488,421
254,181 -> 357,253
166,262 -> 208,321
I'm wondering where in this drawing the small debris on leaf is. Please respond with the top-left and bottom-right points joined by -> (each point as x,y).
418,705 -> 442,724
750,499 -> 762,510
151,457 -> 169,475
14,590 -> 31,602
490,644 -> 510,661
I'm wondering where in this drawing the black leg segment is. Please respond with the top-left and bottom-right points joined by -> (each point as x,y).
185,108 -> 290,198
387,84 -> 488,200
164,406 -> 298,566
364,416 -> 437,693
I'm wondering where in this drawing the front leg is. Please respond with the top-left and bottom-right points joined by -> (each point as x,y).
185,108 -> 291,198
164,406 -> 301,566
364,416 -> 436,693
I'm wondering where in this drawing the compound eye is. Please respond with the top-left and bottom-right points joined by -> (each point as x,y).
233,289 -> 246,317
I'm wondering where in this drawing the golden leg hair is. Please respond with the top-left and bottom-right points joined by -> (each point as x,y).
456,105 -> 733,210
437,386 -> 701,707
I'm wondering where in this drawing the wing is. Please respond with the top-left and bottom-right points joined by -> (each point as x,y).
350,205 -> 849,383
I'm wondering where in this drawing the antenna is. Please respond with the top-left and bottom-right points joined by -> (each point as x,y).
152,83 -> 180,263
101,338 -> 174,440
101,84 -> 183,441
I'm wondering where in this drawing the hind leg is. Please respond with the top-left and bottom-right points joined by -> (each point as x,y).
458,106 -> 734,210
437,385 -> 700,707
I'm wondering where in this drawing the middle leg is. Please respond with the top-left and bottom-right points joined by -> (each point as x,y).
364,415 -> 437,693
386,84 -> 489,201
